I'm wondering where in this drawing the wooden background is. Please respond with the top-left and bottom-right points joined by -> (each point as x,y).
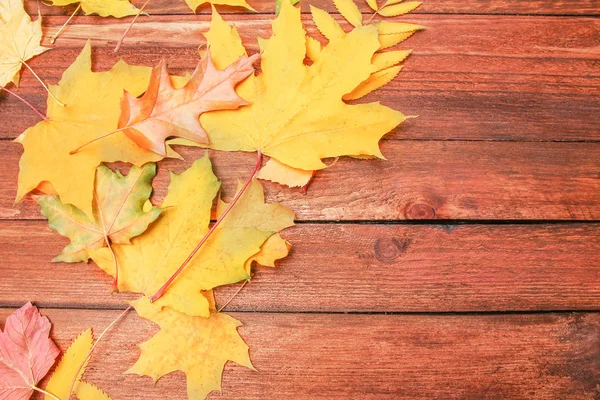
1,0 -> 600,398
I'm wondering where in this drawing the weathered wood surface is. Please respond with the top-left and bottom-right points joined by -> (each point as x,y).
2,15 -> 599,141
5,308 -> 596,399
3,0 -> 600,398
3,142 -> 600,221
25,0 -> 600,16
2,221 -> 600,312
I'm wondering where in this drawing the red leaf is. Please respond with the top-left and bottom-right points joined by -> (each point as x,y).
0,302 -> 60,400
118,51 -> 260,156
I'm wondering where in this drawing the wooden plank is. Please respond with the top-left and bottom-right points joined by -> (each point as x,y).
0,309 -> 595,399
2,141 -> 600,221
2,15 -> 598,141
1,221 -> 600,312
25,0 -> 600,16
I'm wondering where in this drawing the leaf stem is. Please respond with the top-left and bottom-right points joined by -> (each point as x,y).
107,240 -> 120,292
114,0 -> 151,53
69,126 -> 128,154
217,280 -> 249,313
94,189 -> 121,291
50,4 -> 81,44
21,61 -> 65,107
66,305 -> 133,400
0,86 -> 47,120
31,385 -> 60,400
150,150 -> 263,303
301,170 -> 317,194
366,10 -> 379,23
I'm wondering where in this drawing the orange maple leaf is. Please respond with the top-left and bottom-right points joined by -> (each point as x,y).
118,51 -> 259,156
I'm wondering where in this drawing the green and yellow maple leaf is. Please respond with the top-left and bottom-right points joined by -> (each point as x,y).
0,0 -> 48,87
129,296 -> 254,400
89,155 -> 294,317
15,42 -> 175,219
48,0 -> 140,18
36,163 -> 161,263
201,1 -> 405,177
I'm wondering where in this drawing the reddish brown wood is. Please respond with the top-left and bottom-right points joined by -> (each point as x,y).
1,309 -> 594,399
2,142 -> 599,221
2,15 -> 598,141
3,3 -> 599,399
25,0 -> 600,16
1,221 -> 600,312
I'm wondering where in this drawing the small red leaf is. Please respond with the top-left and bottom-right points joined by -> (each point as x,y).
0,302 -> 60,400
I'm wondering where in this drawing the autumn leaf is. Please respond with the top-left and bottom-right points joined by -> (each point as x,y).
88,155 -> 294,317
36,163 -> 161,264
45,328 -> 113,400
48,0 -> 140,18
201,2 -> 405,184
76,382 -> 113,400
310,5 -> 345,42
118,52 -> 259,157
376,20 -> 424,49
377,0 -> 421,17
333,0 -> 362,27
256,158 -> 314,188
244,233 -> 291,273
185,0 -> 255,12
45,329 -> 92,400
275,0 -> 300,15
365,0 -> 378,11
128,296 -> 254,400
0,302 -> 60,400
0,0 -> 48,88
15,42 -> 174,219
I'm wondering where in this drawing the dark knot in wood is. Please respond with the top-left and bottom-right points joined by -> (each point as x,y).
374,238 -> 410,263
406,203 -> 437,219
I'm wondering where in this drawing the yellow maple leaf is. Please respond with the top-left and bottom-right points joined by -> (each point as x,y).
256,158 -> 314,188
128,297 -> 254,400
89,155 -> 294,317
332,0 -> 362,27
201,1 -> 405,173
15,42 -> 171,219
48,0 -> 140,18
185,0 -> 255,12
45,328 -> 93,400
45,328 -> 114,400
0,0 -> 48,87
377,0 -> 422,17
244,233 -> 291,273
76,382 -> 113,400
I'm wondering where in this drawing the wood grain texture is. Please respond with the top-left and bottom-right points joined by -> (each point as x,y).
3,142 -> 600,221
1,221 -> 600,312
3,2 -> 599,398
25,0 -> 600,16
0,309 -> 594,399
1,15 -> 598,141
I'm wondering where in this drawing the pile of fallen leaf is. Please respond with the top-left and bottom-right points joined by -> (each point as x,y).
0,0 -> 423,398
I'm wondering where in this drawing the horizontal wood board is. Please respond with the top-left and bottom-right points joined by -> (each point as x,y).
1,15 -> 599,141
25,0 -> 600,16
3,143 -> 600,221
0,308 -> 594,400
1,221 -> 599,312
